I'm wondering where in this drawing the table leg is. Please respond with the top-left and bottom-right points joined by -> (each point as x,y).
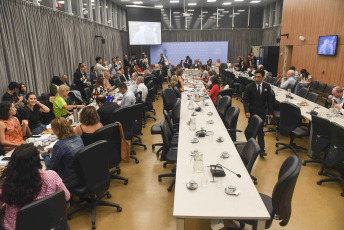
176,218 -> 185,230
256,220 -> 265,230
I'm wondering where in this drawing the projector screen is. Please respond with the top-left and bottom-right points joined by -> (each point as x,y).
129,21 -> 161,45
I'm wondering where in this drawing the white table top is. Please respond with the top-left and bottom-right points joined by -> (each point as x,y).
173,79 -> 270,220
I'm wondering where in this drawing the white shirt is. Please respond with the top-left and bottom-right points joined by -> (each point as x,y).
94,63 -> 109,76
300,74 -> 312,83
121,90 -> 136,107
293,70 -> 299,80
281,77 -> 296,90
108,63 -> 117,77
137,83 -> 148,103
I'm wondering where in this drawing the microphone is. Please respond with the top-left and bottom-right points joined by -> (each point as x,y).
193,101 -> 202,112
209,164 -> 241,178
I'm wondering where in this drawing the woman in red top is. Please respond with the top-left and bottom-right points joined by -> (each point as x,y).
204,77 -> 220,103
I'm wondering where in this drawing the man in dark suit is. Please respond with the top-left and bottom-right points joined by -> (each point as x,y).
73,63 -> 87,100
59,75 -> 70,87
185,56 -> 192,69
243,70 -> 274,156
96,95 -> 119,126
123,54 -> 129,68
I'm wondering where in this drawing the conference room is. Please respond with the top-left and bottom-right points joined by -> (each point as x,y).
0,0 -> 343,230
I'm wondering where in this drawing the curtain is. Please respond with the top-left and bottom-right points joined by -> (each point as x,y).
261,26 -> 281,47
0,0 -> 126,96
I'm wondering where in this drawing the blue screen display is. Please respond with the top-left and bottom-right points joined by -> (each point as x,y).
317,35 -> 338,55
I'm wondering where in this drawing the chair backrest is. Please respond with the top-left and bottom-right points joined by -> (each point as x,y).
325,122 -> 344,167
217,88 -> 234,98
172,86 -> 181,98
270,155 -> 301,228
144,76 -> 152,86
146,80 -> 154,91
264,76 -> 272,83
145,88 -> 154,110
224,106 -> 240,141
317,82 -> 327,92
162,88 -> 177,111
135,91 -> 142,104
159,119 -> 172,161
110,106 -> 133,140
297,87 -> 309,98
172,98 -> 181,124
93,123 -> 121,169
309,80 -> 319,90
216,95 -> 223,109
325,85 -> 335,95
73,140 -> 110,194
306,92 -> 319,103
270,77 -> 277,86
240,138 -> 261,174
84,87 -> 92,103
244,115 -> 263,140
131,103 -> 144,135
278,102 -> 301,136
216,95 -> 232,120
163,110 -> 175,136
16,190 -> 68,230
311,115 -> 331,155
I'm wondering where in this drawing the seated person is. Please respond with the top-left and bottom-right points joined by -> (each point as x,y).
176,69 -> 185,92
280,70 -> 296,91
96,95 -> 119,126
53,85 -> 85,118
2,82 -> 23,105
327,87 -> 344,109
104,71 -> 115,89
90,66 -> 97,84
117,83 -> 136,107
50,76 -> 61,96
136,76 -> 148,103
293,69 -> 312,94
41,117 -> 84,188
226,59 -> 232,68
23,93 -> 50,135
92,76 -> 108,97
75,106 -> 103,146
202,70 -> 215,88
215,59 -> 221,68
18,83 -> 28,103
238,61 -> 247,72
170,75 -> 178,88
0,143 -> 70,230
0,102 -> 29,148
193,60 -> 200,69
114,70 -> 127,84
130,72 -> 138,93
248,65 -> 256,77
289,66 -> 299,80
194,65 -> 208,81
204,77 -> 220,104
59,75 -> 70,87
123,66 -> 132,81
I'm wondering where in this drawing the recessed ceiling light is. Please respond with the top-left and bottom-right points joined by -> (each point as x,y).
121,0 -> 130,1
57,1 -> 64,4
155,5 -> 163,8
188,3 -> 197,6
235,0 -> 244,1
234,12 -> 240,15
222,11 -> 229,13
218,9 -> 225,11
237,10 -> 246,12
172,12 -> 180,14
170,1 -> 179,3
187,9 -> 195,11
133,1 -> 143,4
250,1 -> 261,3
222,2 -> 232,5
207,0 -> 216,2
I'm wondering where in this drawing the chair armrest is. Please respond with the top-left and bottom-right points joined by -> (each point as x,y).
227,129 -> 242,133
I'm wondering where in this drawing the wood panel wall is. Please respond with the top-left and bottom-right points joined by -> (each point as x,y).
278,0 -> 344,86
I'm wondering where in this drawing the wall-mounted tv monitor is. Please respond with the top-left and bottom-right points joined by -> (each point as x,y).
129,21 -> 161,45
317,35 -> 338,56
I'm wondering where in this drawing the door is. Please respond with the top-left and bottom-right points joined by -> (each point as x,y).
283,46 -> 293,76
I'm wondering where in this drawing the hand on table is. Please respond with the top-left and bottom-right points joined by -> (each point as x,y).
245,113 -> 251,118
332,104 -> 341,110
328,95 -> 333,100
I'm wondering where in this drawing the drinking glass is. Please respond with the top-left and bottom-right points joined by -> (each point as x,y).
201,173 -> 208,187
188,101 -> 194,110
189,118 -> 196,131
216,177 -> 222,188
193,152 -> 204,173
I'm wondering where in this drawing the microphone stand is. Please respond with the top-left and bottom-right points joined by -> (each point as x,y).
208,164 -> 241,178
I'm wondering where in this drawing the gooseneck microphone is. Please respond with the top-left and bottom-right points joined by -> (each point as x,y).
210,164 -> 241,178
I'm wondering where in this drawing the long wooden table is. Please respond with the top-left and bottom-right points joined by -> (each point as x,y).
173,78 -> 270,230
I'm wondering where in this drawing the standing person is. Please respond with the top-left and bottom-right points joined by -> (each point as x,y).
243,70 -> 274,156
24,93 -> 50,135
41,117 -> 84,188
73,63 -> 88,100
96,95 -> 119,126
2,82 -> 22,105
185,56 -> 192,69
0,143 -> 70,230
108,57 -> 117,78
250,52 -> 257,66
94,57 -> 108,76
117,83 -> 136,107
158,53 -> 166,67
123,54 -> 130,68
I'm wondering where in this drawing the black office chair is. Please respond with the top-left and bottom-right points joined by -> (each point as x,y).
238,155 -> 302,229
163,110 -> 179,149
216,95 -> 223,109
93,123 -> 128,185
309,80 -> 319,91
143,88 -> 157,122
216,95 -> 232,121
306,92 -> 319,103
297,87 -> 309,98
240,138 -> 261,185
217,88 -> 234,98
144,76 -> 152,86
302,115 -> 331,175
224,106 -> 240,141
68,141 -> 122,229
270,77 -> 277,86
158,120 -> 178,192
275,102 -> 309,156
323,85 -> 335,108
135,91 -> 142,104
232,115 -> 263,154
84,87 -> 92,104
162,88 -> 177,112
264,88 -> 280,141
16,190 -> 69,230
317,122 -> 344,197
131,103 -> 147,150
317,82 -> 327,92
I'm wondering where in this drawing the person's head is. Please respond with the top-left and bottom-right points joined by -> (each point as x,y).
237,56 -> 242,61
19,83 -> 27,94
61,75 -> 68,83
180,60 -> 185,64
142,53 -> 147,58
96,95 -> 107,107
160,53 -> 163,57
26,92 -> 38,107
79,63 -> 87,72
176,69 -> 183,77
0,143 -> 42,207
227,59 -> 231,63
137,76 -> 144,85
104,71 -> 110,80
332,87 -> 343,99
257,65 -> 264,71
51,76 -> 60,85
8,82 -> 20,92
131,72 -> 138,80
124,54 -> 128,59
211,76 -> 219,85
241,61 -> 245,67
148,66 -> 153,72
116,71 -> 123,78
200,65 -> 206,71
168,61 -> 171,65
286,70 -> 295,78
186,56 -> 190,60
117,83 -> 128,94
254,70 -> 265,84
103,60 -> 108,66
79,106 -> 100,126
143,69 -> 150,77
57,85 -> 70,98
208,70 -> 215,77
155,64 -> 160,70
216,59 -> 220,63
251,52 -> 254,56
91,66 -> 95,72
96,76 -> 105,88
0,101 -> 15,120
289,66 -> 296,71
51,117 -> 75,140
95,57 -> 102,64
300,69 -> 309,78
170,75 -> 178,87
